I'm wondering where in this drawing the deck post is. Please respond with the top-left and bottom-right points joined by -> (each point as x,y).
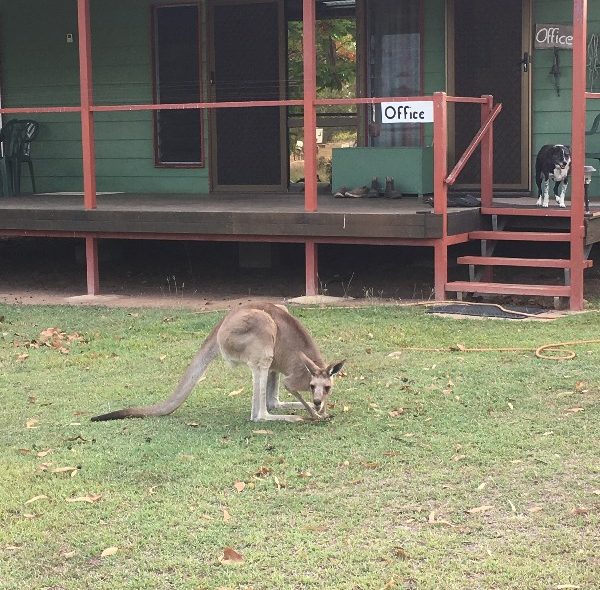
305,240 -> 318,296
433,92 -> 448,300
77,0 -> 97,210
480,95 -> 494,282
480,95 -> 494,208
85,236 -> 100,295
302,0 -> 318,212
570,0 -> 587,311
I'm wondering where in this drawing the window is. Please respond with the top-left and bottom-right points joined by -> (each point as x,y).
153,4 -> 203,166
368,0 -> 422,147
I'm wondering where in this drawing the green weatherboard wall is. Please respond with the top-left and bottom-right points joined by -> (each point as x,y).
0,0 -> 598,195
0,0 -> 209,194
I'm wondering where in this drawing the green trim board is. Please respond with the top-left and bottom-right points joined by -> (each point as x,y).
332,147 -> 433,196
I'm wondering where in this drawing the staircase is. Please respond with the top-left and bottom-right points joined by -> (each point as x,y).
445,207 -> 593,305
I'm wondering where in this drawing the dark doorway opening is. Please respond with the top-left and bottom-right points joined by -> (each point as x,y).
210,1 -> 284,189
452,0 -> 530,189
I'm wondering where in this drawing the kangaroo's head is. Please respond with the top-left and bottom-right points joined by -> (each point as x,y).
301,354 -> 345,415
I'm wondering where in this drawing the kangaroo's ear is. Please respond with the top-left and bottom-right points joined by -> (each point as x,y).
326,360 -> 345,377
300,352 -> 320,376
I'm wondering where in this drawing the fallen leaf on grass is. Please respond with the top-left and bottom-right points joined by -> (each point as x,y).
100,546 -> 118,558
22,513 -> 38,519
187,422 -> 200,428
61,550 -> 77,559
528,506 -> 543,513
24,495 -> 48,505
297,470 -> 312,478
222,509 -> 231,522
233,481 -> 246,493
556,585 -> 582,589
25,419 -> 39,429
65,494 -> 102,504
565,407 -> 585,414
228,387 -> 244,397
392,546 -> 410,560
427,510 -> 456,527
360,461 -> 380,470
592,490 -> 600,496
255,466 -> 272,478
219,547 -> 244,565
252,429 -> 273,435
570,507 -> 590,516
380,578 -> 396,590
388,408 -> 405,418
17,353 -> 29,362
51,466 -> 79,476
467,505 -> 495,515
36,449 -> 53,457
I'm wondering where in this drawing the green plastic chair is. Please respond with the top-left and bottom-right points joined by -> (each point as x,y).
0,118 -> 39,195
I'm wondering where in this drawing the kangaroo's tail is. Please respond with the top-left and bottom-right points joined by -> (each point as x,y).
91,322 -> 222,422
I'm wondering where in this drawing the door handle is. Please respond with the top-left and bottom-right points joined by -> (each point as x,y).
209,71 -> 215,85
519,52 -> 530,72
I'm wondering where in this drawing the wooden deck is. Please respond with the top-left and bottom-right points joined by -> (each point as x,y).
0,192 -> 482,242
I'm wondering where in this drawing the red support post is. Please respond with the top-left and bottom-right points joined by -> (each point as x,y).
305,240 -> 318,296
77,0 -> 97,210
480,95 -> 494,208
571,0 -> 588,311
302,0 -> 318,212
433,92 -> 448,301
85,237 -> 99,295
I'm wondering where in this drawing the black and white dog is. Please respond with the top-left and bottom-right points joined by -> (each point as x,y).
535,144 -> 571,208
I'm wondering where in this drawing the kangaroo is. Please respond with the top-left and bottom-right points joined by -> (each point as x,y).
91,303 -> 345,423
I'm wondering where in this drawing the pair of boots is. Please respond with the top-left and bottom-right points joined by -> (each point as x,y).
367,176 -> 402,199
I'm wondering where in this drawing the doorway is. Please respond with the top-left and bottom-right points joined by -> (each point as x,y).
209,0 -> 286,190
448,0 -> 531,190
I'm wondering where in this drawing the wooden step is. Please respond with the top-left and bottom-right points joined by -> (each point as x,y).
469,230 -> 571,242
445,281 -> 571,297
481,206 -> 572,218
457,256 -> 593,269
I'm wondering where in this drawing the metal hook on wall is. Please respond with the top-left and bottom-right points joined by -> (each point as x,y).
550,47 -> 561,96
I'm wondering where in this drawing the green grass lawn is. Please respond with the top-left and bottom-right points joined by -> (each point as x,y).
0,303 -> 598,590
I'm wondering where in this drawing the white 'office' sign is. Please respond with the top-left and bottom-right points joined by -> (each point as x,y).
381,101 -> 434,124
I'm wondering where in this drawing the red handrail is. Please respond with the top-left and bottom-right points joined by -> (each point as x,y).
445,103 -> 502,186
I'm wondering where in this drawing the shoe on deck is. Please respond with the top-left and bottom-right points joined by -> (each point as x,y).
345,186 -> 369,198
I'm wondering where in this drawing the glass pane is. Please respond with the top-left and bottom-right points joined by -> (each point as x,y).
154,5 -> 202,165
368,0 -> 421,147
